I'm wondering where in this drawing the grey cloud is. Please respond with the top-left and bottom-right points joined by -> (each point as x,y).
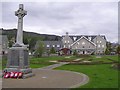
1,2 -> 118,43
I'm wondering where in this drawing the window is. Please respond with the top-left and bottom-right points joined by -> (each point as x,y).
102,45 -> 104,48
69,45 -> 71,48
97,41 -> 99,43
82,42 -> 85,45
100,41 -> 102,43
98,45 -> 100,48
57,45 -> 60,47
46,45 -> 50,47
53,45 -> 55,47
68,41 -> 69,43
83,46 -> 85,48
65,41 -> 66,43
64,45 -> 66,48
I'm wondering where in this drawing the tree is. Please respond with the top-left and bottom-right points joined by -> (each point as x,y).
29,37 -> 38,52
50,47 -> 56,54
44,36 -> 49,41
34,42 -> 45,57
23,37 -> 29,45
73,50 -> 78,56
9,40 -> 14,47
8,37 -> 15,47
105,42 -> 112,55
105,48 -> 110,55
117,45 -> 120,54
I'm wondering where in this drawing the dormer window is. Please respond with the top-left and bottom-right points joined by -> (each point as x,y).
88,36 -> 92,41
73,37 -> 77,41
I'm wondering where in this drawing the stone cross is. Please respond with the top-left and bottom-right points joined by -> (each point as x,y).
15,4 -> 27,46
4,4 -> 34,79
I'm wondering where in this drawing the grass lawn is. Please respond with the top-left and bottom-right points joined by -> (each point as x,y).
1,55 -> 118,69
1,55 -> 78,69
1,55 -> 119,88
30,55 -> 78,68
103,55 -> 119,61
82,55 -> 119,63
55,64 -> 119,88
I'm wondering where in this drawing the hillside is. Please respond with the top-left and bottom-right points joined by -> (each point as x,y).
0,28 -> 62,51
1,28 -> 61,41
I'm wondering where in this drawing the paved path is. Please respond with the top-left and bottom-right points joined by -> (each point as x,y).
41,62 -> 69,70
2,62 -> 89,88
3,69 -> 89,88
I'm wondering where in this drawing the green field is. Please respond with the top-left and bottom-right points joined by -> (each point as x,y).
55,64 -> 119,88
1,55 -> 119,69
55,55 -> 119,88
31,55 -> 119,88
30,56 -> 78,68
1,55 -> 78,69
1,55 -> 119,88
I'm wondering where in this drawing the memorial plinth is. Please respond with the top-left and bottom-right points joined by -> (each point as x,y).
4,4 -> 34,79
4,46 -> 34,78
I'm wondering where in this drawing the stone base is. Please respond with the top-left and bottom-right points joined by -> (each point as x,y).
22,73 -> 35,79
4,68 -> 35,79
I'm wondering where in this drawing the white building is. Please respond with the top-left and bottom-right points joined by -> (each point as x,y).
62,32 -> 106,55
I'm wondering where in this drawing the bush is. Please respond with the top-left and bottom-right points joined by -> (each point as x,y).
91,52 -> 95,55
73,50 -> 78,56
50,47 -> 56,54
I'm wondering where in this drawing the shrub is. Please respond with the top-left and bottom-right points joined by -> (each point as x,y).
50,47 -> 56,54
73,50 -> 78,56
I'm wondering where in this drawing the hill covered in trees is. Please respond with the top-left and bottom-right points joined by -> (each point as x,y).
0,28 -> 62,52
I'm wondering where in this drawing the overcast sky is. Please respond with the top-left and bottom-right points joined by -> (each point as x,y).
1,1 -> 118,43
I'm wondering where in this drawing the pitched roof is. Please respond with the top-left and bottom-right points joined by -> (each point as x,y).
71,36 -> 96,46
62,35 -> 106,42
